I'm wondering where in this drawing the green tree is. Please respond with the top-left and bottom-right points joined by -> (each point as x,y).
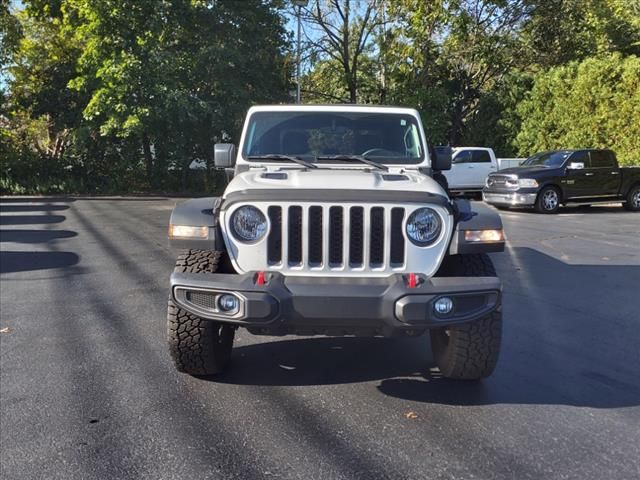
67,0 -> 290,187
2,0 -> 291,193
522,0 -> 640,67
516,54 -> 640,166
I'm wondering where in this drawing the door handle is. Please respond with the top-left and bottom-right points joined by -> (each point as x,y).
611,171 -> 620,175
585,172 -> 594,176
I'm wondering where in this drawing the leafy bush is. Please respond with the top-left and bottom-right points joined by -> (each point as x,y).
516,54 -> 640,166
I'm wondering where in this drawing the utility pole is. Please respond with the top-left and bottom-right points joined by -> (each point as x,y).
293,0 -> 309,104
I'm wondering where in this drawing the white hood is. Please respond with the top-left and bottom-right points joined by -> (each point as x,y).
224,168 -> 448,198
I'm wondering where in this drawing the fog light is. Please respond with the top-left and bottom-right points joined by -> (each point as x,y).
434,297 -> 454,315
218,294 -> 239,313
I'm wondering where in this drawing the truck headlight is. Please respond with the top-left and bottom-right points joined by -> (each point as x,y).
518,178 -> 538,188
230,206 -> 268,242
406,207 -> 442,246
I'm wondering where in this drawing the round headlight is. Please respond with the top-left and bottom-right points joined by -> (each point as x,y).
231,206 -> 268,242
406,208 -> 442,246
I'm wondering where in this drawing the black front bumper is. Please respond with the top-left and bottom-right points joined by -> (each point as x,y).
170,272 -> 501,337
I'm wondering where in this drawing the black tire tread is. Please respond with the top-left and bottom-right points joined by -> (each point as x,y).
167,249 -> 234,375
431,253 -> 502,380
174,249 -> 223,273
431,311 -> 502,380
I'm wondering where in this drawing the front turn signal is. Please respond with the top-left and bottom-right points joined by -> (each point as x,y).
464,229 -> 505,243
168,225 -> 209,239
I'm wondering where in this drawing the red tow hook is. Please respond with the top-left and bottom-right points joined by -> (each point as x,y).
256,271 -> 266,286
407,273 -> 418,288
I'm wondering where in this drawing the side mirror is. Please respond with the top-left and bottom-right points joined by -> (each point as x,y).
432,146 -> 452,171
567,161 -> 584,170
214,143 -> 237,168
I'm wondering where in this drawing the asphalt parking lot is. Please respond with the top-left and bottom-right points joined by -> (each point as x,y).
1,197 -> 639,480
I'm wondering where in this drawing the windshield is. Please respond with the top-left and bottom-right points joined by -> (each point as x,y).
242,111 -> 424,165
522,151 -> 571,167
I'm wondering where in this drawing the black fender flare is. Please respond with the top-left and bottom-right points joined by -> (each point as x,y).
168,197 -> 225,252
449,199 -> 505,255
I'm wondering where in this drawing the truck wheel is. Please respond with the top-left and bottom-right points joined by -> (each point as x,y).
431,254 -> 502,380
167,250 -> 236,375
623,185 -> 640,211
535,186 -> 560,213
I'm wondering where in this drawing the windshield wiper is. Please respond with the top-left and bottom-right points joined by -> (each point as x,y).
316,155 -> 389,171
247,154 -> 317,169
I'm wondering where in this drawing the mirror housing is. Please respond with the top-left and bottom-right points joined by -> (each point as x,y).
432,146 -> 452,171
567,161 -> 585,170
214,143 -> 237,169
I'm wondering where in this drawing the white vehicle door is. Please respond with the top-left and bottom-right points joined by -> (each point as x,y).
467,149 -> 496,188
446,149 -> 473,189
445,149 -> 497,189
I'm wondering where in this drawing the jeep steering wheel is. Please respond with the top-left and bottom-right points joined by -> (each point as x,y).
361,148 -> 396,157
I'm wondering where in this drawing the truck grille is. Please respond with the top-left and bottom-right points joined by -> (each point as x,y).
487,174 -> 517,188
266,205 -> 406,270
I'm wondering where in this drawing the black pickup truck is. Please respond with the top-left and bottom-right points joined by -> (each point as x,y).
482,149 -> 640,213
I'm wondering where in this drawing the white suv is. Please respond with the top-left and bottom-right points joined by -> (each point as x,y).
166,105 -> 505,380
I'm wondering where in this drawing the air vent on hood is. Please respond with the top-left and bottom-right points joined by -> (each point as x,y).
381,174 -> 409,181
261,172 -> 288,180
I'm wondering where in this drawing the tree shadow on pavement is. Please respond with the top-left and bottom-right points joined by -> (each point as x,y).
0,229 -> 77,243
0,214 -> 66,225
0,251 -> 80,274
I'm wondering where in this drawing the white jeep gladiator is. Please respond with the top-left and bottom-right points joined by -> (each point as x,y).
166,105 -> 506,380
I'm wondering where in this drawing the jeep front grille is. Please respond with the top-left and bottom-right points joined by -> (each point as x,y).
266,205 -> 406,271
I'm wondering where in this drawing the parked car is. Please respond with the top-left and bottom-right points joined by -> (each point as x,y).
443,147 -> 525,194
443,147 -> 498,193
482,149 -> 640,213
166,105 -> 506,380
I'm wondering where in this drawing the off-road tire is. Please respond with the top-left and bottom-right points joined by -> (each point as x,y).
535,185 -> 561,214
431,254 -> 502,380
623,184 -> 640,211
167,249 -> 236,375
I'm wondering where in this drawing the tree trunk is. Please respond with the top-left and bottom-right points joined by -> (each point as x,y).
142,133 -> 153,184
348,75 -> 357,103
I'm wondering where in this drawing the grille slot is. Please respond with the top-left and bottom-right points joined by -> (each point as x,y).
390,207 -> 405,265
349,207 -> 364,267
369,207 -> 385,266
187,291 -> 217,310
308,206 -> 323,266
329,206 -> 344,266
288,206 -> 303,265
267,206 -> 282,264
